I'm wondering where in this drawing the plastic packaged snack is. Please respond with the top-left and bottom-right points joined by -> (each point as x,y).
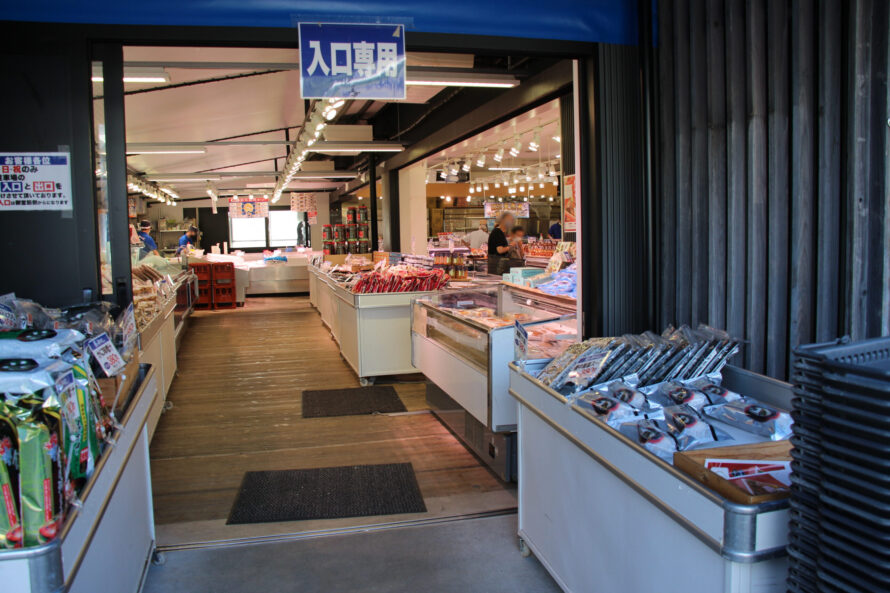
683,374 -> 743,403
702,397 -> 793,441
620,420 -> 680,463
0,357 -> 71,396
575,394 -> 642,427
0,329 -> 84,359
644,381 -> 715,412
13,409 -> 61,546
663,405 -> 719,449
0,404 -> 21,549
591,377 -> 650,410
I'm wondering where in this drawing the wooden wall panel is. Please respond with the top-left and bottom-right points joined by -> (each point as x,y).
655,0 -> 890,379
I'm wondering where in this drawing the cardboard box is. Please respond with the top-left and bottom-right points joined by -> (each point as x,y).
96,353 -> 140,408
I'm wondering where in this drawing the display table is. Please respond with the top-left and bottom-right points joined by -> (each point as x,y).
508,362 -> 790,593
309,266 -> 435,384
0,365 -> 159,593
139,298 -> 177,440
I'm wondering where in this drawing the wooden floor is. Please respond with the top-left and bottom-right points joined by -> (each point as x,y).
149,296 -> 516,546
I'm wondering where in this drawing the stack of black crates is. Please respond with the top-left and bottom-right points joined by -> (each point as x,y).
790,337 -> 890,592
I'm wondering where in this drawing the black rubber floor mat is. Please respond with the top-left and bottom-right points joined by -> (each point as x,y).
301,386 -> 406,418
227,463 -> 427,524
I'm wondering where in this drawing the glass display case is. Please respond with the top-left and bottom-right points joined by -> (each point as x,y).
412,284 -> 576,480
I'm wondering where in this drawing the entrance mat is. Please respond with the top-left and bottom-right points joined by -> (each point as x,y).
227,463 -> 427,524
301,386 -> 406,418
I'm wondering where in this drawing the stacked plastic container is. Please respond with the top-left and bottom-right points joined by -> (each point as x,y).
790,337 -> 890,593
189,262 -> 213,308
210,262 -> 236,309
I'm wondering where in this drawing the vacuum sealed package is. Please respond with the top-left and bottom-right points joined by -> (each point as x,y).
0,294 -> 19,330
590,377 -> 651,411
0,357 -> 71,397
702,397 -> 793,441
644,381 -> 717,412
683,373 -> 743,403
575,394 -> 643,428
662,405 -> 722,450
619,419 -> 679,463
537,339 -> 611,388
0,329 -> 84,360
0,404 -> 21,549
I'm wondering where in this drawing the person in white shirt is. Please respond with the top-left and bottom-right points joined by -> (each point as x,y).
464,222 -> 490,249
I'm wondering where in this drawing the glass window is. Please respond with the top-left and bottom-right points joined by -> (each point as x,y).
269,210 -> 300,247
230,217 -> 267,248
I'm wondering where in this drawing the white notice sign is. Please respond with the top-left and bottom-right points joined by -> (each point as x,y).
0,152 -> 72,211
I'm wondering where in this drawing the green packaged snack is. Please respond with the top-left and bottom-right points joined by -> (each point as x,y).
0,404 -> 21,548
12,403 -> 61,547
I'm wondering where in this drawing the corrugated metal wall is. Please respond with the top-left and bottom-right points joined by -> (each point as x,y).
657,0 -> 890,379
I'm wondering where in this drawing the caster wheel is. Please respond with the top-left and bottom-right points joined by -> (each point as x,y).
518,538 -> 531,558
359,377 -> 375,387
163,401 -> 174,411
151,550 -> 166,566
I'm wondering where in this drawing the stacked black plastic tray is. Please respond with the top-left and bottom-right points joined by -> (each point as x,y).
790,337 -> 890,593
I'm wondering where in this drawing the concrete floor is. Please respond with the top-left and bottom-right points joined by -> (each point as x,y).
143,513 -> 560,593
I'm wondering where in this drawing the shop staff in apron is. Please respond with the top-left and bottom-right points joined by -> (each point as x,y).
137,220 -> 159,257
487,212 -> 516,275
176,225 -> 198,255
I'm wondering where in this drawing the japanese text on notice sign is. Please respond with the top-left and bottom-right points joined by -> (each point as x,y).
0,152 -> 72,211
298,23 -> 405,100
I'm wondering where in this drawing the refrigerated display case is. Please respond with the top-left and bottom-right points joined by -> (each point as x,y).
411,284 -> 577,480
508,361 -> 791,593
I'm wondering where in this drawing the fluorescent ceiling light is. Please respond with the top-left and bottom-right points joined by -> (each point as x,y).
91,66 -> 170,84
488,167 -> 520,171
127,146 -> 206,155
406,70 -> 519,88
308,141 -> 404,153
146,175 -> 221,182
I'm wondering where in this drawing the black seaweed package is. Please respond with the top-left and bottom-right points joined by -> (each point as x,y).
663,405 -> 721,450
702,397 -> 792,441
0,403 -> 21,549
619,419 -> 679,463
683,373 -> 742,403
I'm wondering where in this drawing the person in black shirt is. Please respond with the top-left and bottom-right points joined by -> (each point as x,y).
487,212 -> 516,274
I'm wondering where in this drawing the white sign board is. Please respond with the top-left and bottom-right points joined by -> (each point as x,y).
0,152 -> 72,211
85,332 -> 126,377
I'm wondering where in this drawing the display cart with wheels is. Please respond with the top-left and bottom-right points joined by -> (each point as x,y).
507,361 -> 791,593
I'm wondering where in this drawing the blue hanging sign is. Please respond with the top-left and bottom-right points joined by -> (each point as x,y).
298,23 -> 406,100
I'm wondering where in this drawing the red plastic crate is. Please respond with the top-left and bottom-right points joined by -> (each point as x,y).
189,262 -> 212,283
195,285 -> 213,309
213,285 -> 236,309
211,262 -> 235,285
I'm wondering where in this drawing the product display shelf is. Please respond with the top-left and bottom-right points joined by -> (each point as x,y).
309,265 -> 437,385
0,365 -> 159,593
139,297 -> 177,438
411,285 -> 577,480
508,362 -> 791,593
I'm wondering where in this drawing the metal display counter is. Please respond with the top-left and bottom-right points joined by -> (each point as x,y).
0,365 -> 159,593
411,285 -> 576,480
309,266 -> 434,385
508,361 -> 790,593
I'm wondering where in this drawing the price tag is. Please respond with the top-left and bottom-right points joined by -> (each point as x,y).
514,320 -> 528,365
85,332 -> 126,377
121,303 -> 137,346
54,370 -> 80,435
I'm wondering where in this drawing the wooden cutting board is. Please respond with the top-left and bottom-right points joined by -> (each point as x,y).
674,440 -> 792,504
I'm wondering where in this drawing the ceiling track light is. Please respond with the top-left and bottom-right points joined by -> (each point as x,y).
509,137 -> 521,158
475,153 -> 486,168
493,147 -> 505,163
528,130 -> 540,152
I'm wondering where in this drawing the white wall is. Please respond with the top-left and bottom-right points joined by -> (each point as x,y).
309,192 -> 330,249
398,162 -> 428,255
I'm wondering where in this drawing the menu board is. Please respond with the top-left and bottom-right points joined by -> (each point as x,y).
291,193 -> 317,212
483,201 -> 530,219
